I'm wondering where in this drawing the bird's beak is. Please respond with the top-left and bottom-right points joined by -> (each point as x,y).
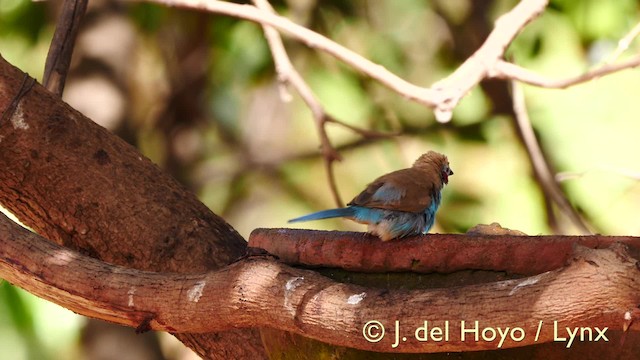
448,169 -> 454,176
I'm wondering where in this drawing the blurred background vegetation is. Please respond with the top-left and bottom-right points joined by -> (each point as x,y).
1,0 -> 640,358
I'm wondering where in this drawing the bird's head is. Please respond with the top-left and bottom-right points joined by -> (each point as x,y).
441,162 -> 453,184
413,151 -> 454,184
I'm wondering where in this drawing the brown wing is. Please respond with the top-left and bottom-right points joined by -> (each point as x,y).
347,167 -> 441,213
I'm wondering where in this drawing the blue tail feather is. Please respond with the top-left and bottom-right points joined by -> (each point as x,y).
288,207 -> 356,223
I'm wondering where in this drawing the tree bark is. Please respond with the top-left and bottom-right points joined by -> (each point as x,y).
249,228 -> 640,275
1,212 -> 639,353
0,54 -> 266,359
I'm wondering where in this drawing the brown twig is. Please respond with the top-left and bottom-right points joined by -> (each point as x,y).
43,0 -> 88,96
510,79 -> 592,234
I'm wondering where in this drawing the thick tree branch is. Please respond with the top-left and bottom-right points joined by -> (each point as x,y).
249,228 -> 640,275
1,214 -> 639,353
0,54 -> 246,271
0,54 -> 265,359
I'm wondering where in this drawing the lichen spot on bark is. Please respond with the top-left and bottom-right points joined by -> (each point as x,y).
187,280 -> 206,303
11,103 -> 29,130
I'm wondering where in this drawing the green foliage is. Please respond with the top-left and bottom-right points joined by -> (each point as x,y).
129,3 -> 169,33
0,0 -> 47,44
551,0 -> 639,41
0,0 -> 48,77
0,281 -> 80,360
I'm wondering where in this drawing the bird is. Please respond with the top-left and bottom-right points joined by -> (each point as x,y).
288,151 -> 453,241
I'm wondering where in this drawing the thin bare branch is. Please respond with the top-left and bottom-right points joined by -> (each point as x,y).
606,21 -> 640,63
43,0 -> 88,96
493,55 -> 640,88
252,0 -> 344,206
324,115 -> 399,139
148,0 -> 640,126
431,0 -> 549,121
251,0 -> 395,207
151,0 -> 442,108
510,80 -> 592,234
556,167 -> 640,182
